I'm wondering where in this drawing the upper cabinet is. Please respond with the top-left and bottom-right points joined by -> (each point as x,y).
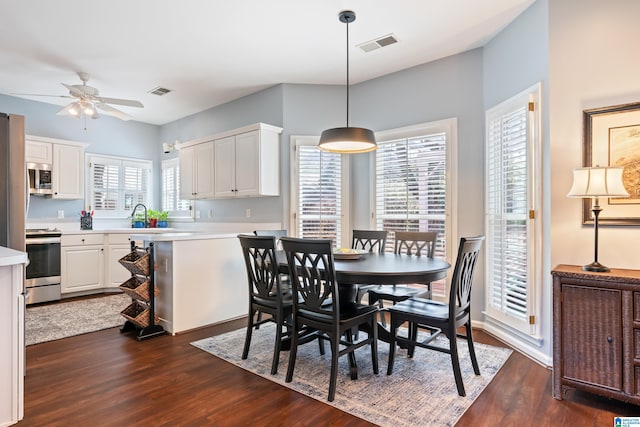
179,123 -> 282,200
179,140 -> 215,199
26,136 -> 87,200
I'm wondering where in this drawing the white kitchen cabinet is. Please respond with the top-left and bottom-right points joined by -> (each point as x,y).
53,143 -> 84,199
0,248 -> 27,427
25,140 -> 53,164
179,140 -> 215,199
61,234 -> 104,293
213,126 -> 281,198
105,234 -> 141,289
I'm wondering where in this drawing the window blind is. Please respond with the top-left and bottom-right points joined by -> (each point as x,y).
296,145 -> 341,247
162,158 -> 191,216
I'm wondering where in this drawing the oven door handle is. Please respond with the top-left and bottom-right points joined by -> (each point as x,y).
26,237 -> 61,245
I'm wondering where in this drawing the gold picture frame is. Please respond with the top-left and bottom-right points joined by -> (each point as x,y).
583,101 -> 640,225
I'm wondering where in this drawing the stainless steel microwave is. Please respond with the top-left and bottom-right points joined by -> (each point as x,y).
27,162 -> 53,195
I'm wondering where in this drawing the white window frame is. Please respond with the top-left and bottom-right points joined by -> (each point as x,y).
86,154 -> 152,219
370,119 -> 458,300
161,158 -> 193,219
484,82 -> 542,344
290,135 -> 351,248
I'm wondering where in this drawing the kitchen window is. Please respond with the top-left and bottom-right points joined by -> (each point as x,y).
290,135 -> 350,248
485,82 -> 541,341
87,154 -> 152,218
372,119 -> 457,299
161,158 -> 192,218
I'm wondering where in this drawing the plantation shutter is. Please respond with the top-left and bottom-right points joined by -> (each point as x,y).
162,158 -> 191,216
486,100 -> 532,332
375,133 -> 448,296
296,145 -> 342,247
90,156 -> 121,216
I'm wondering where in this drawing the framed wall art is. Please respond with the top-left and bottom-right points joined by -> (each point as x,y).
583,101 -> 640,225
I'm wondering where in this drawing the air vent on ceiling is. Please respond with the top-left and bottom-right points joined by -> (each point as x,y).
148,86 -> 172,96
357,34 -> 399,53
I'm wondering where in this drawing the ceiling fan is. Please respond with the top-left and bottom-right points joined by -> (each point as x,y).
16,72 -> 143,121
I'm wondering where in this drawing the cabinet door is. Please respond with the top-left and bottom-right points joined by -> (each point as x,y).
561,284 -> 622,391
107,244 -> 134,288
61,246 -> 104,293
53,144 -> 84,199
214,136 -> 236,198
234,130 -> 260,197
179,146 -> 195,199
193,141 -> 215,198
26,140 -> 53,164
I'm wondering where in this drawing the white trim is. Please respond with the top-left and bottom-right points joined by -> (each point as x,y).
476,318 -> 552,367
26,134 -> 89,148
178,122 -> 283,150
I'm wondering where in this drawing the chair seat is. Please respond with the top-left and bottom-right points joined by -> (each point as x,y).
254,292 -> 293,308
368,286 -> 428,302
388,297 -> 449,319
299,303 -> 378,324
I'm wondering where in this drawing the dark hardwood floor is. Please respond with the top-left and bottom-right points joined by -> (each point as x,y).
19,318 -> 640,426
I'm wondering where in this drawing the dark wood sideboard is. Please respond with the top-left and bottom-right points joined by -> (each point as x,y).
552,264 -> 640,404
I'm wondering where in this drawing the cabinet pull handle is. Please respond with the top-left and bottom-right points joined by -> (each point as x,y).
607,336 -> 613,343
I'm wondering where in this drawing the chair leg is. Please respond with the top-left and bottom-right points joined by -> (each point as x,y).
466,322 -> 480,376
242,308 -> 256,359
371,316 -> 379,375
378,300 -> 387,327
255,312 -> 262,329
449,332 -> 466,397
318,333 -> 326,355
387,314 -> 399,375
285,322 -> 300,383
328,333 -> 340,402
407,322 -> 418,358
270,313 -> 283,375
345,329 -> 358,380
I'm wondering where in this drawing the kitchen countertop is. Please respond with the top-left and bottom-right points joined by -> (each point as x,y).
129,232 -> 237,242
63,228 -> 176,235
0,246 -> 28,266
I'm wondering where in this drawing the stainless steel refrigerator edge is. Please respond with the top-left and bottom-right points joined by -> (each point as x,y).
0,113 -> 26,252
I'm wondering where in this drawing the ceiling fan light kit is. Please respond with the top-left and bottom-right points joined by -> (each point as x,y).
318,10 -> 377,154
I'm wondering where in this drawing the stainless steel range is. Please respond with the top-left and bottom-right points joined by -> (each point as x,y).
25,228 -> 62,304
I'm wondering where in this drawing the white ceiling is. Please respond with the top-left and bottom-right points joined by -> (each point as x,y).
0,0 -> 535,125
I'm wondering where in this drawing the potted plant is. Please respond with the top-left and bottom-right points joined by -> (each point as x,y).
132,212 -> 146,228
157,211 -> 169,228
147,209 -> 159,228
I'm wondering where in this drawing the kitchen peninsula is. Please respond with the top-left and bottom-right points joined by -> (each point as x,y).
129,232 -> 247,334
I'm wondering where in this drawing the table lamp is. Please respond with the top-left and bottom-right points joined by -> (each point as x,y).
567,166 -> 629,272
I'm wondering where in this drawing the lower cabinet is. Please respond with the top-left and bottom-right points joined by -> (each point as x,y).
105,234 -> 140,289
61,234 -> 105,293
552,264 -> 640,404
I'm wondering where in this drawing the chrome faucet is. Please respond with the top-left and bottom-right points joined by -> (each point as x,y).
131,203 -> 148,228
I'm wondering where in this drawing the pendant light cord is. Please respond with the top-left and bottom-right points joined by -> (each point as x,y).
345,15 -> 350,127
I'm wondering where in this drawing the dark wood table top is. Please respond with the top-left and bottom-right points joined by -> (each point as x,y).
278,251 -> 451,285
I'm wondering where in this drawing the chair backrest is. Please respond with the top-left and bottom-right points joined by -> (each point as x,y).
254,229 -> 288,249
448,236 -> 484,318
352,229 -> 387,254
238,234 -> 284,304
280,237 -> 339,320
394,231 -> 438,257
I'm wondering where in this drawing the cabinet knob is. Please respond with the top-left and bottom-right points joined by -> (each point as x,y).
607,336 -> 613,343
81,238 -> 85,242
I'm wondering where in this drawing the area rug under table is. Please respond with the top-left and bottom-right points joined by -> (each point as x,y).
191,323 -> 512,427
25,293 -> 130,346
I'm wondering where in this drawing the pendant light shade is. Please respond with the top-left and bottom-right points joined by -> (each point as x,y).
318,10 -> 376,154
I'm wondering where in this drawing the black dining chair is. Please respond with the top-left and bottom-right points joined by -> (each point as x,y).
253,229 -> 288,248
351,230 -> 388,304
238,234 -> 293,375
386,236 -> 484,397
280,237 -> 379,402
367,231 -> 437,325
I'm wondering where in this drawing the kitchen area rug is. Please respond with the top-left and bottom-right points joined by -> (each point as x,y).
191,324 -> 513,427
25,293 -> 130,346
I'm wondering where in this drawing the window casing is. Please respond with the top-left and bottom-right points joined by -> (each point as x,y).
372,119 -> 458,299
485,83 -> 542,338
290,136 -> 350,248
87,154 -> 152,218
162,158 -> 192,218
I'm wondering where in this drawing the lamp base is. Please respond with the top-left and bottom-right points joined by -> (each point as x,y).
582,261 -> 610,273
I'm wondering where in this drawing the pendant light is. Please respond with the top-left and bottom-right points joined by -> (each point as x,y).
318,10 -> 377,154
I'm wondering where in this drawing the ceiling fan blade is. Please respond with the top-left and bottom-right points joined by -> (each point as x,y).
11,93 -> 74,99
61,83 -> 85,98
97,97 -> 143,108
56,103 -> 81,118
95,103 -> 133,121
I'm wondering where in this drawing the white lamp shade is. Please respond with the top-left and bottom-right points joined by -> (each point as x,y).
567,166 -> 629,198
